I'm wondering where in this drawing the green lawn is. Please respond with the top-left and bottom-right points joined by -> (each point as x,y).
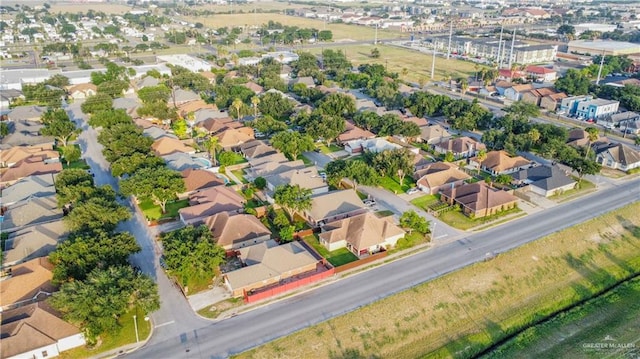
391,231 -> 430,253
57,306 -> 151,359
218,151 -> 247,165
410,194 -> 440,210
378,175 -> 415,194
316,144 -> 342,154
439,206 -> 523,231
304,235 -> 358,267
139,199 -> 190,221
374,210 -> 395,218
299,154 -> 313,166
551,177 -> 596,200
231,169 -> 248,184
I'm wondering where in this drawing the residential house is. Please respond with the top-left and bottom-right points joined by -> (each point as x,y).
440,182 -> 519,218
575,99 -> 619,120
179,186 -> 245,225
217,127 -> 255,149
469,150 -> 533,175
134,75 -> 160,90
511,165 -> 576,197
0,144 -> 59,168
319,212 -> 405,257
624,119 -> 640,135
540,92 -> 567,112
498,69 -> 525,82
303,189 -> 367,227
1,195 -> 61,232
504,84 -> 535,101
250,160 -> 306,181
180,168 -> 225,197
419,124 -> 451,144
0,173 -> 56,206
169,89 -> 200,106
403,116 -> 428,127
66,83 -> 97,100
521,87 -> 557,107
525,65 -> 557,82
337,121 -> 376,144
344,138 -> 402,154
265,167 -> 329,196
143,126 -> 177,141
495,81 -> 513,96
195,117 -> 242,135
595,143 -> 640,172
239,140 -> 277,159
0,302 -> 86,359
204,212 -> 271,250
559,95 -> 592,116
177,99 -> 218,119
193,108 -> 230,124
151,137 -> 195,157
414,162 -> 471,195
162,152 -> 205,172
242,82 -> 264,95
0,157 -> 62,187
566,128 -> 609,148
0,89 -> 24,111
433,136 -> 486,159
479,86 -> 498,97
289,76 -> 315,88
198,71 -> 217,85
0,258 -> 55,311
7,105 -> 47,122
112,97 -> 142,118
3,221 -> 68,267
223,240 -> 319,297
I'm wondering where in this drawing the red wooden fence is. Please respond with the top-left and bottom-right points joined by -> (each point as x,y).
244,266 -> 335,303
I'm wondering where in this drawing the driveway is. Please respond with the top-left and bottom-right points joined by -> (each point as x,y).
302,150 -> 332,168
358,186 -> 462,241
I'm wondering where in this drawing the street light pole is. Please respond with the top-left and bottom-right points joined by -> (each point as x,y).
431,222 -> 437,241
133,315 -> 140,343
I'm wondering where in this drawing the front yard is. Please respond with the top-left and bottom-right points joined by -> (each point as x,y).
316,144 -> 342,154
391,232 -> 430,253
304,235 -> 358,267
438,206 -> 523,231
550,177 -> 595,201
378,175 -> 415,194
139,199 -> 190,221
410,194 -> 440,210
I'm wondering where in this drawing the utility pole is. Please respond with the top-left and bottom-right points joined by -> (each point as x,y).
496,23 -> 504,69
508,28 -> 516,70
374,23 -> 378,45
596,50 -> 605,85
446,21 -> 453,60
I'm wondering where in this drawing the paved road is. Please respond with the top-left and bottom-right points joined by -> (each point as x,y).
127,175 -> 639,359
68,101 -> 211,348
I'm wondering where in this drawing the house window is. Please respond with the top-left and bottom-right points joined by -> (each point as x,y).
42,351 -> 48,358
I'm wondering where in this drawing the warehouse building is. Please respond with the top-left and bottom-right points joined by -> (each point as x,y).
568,40 -> 640,56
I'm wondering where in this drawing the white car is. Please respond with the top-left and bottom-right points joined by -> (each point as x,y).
406,188 -> 420,195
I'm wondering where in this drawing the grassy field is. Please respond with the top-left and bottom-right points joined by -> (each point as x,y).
484,276 -> 640,359
306,44 -> 485,82
50,4 -> 134,15
139,198 -> 190,221
234,202 -> 640,359
304,235 -> 358,267
58,306 -> 151,359
182,13 -> 399,42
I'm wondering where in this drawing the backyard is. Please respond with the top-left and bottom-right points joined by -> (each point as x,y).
139,199 -> 190,221
235,202 -> 640,359
304,235 -> 359,267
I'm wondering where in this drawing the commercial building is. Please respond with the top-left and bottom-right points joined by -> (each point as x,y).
568,40 -> 640,56
157,54 -> 212,72
573,23 -> 618,36
429,36 -> 557,65
575,99 -> 620,120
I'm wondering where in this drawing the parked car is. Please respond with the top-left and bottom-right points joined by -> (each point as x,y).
406,188 -> 420,195
363,199 -> 376,206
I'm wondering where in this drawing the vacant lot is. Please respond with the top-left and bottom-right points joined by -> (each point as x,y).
306,44 -> 484,82
50,3 -> 134,15
181,13 -> 399,41
235,202 -> 640,359
484,276 -> 640,359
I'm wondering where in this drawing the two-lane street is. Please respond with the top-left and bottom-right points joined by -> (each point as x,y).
126,175 -> 640,359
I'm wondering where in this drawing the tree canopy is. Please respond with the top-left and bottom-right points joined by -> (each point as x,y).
555,69 -> 590,96
257,92 -> 294,120
64,196 -> 131,234
270,131 -> 315,160
41,108 -> 78,147
274,184 -> 312,219
399,210 -> 429,234
120,166 -> 186,213
81,93 -> 113,115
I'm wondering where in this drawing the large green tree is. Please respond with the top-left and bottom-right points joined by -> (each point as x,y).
81,93 -> 113,115
50,266 -> 159,344
555,69 -> 591,96
274,184 -> 312,219
120,167 -> 186,213
50,231 -> 140,284
41,108 -> 78,147
371,148 -> 414,185
88,109 -> 132,129
110,153 -> 164,177
257,92 -> 294,120
65,196 -> 131,233
270,131 -> 315,160
318,92 -> 356,118
97,123 -> 153,163
399,210 -> 429,234
161,225 -> 226,288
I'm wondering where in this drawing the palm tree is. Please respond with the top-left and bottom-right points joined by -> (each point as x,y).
474,63 -> 480,81
232,97 -> 243,120
510,62 -> 520,81
528,128 -> 540,148
476,149 -> 487,175
251,96 -> 260,117
459,78 -> 469,96
584,127 -> 599,159
204,136 -> 221,165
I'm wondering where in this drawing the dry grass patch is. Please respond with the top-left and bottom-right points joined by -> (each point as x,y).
234,202 -> 640,359
180,13 -> 398,41
50,4 -> 134,14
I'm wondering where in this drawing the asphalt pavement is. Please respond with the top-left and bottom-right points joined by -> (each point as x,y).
126,175 -> 640,359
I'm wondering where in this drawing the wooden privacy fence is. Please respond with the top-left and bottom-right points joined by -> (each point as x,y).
334,250 -> 388,274
243,266 -> 335,303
